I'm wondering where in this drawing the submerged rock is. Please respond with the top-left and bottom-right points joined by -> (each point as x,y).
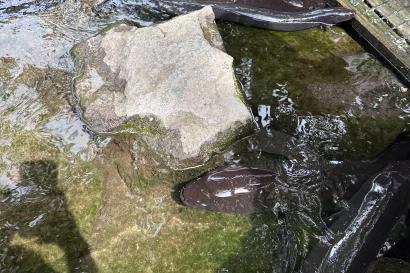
72,7 -> 252,188
218,24 -> 410,159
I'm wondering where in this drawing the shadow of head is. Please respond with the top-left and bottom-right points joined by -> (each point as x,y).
17,160 -> 63,242
19,160 -> 58,191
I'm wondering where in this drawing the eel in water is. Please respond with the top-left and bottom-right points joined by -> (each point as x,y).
155,0 -> 355,31
180,129 -> 323,214
179,130 -> 410,272
180,130 -> 410,214
301,161 -> 410,273
180,165 -> 277,213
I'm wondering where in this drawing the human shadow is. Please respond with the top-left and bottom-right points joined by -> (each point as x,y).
0,160 -> 97,273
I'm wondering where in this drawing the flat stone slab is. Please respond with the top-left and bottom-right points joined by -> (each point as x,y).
72,6 -> 251,165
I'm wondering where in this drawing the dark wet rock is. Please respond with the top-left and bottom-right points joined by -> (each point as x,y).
302,161 -> 410,273
326,138 -> 410,201
384,207 -> 410,264
72,7 -> 252,189
366,258 -> 410,273
385,232 -> 410,264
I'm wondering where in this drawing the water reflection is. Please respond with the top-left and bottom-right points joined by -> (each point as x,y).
95,0 -> 173,25
0,0 -> 62,20
0,160 -> 96,273
0,15 -> 74,70
44,112 -> 96,159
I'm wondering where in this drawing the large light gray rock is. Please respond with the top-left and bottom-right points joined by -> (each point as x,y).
72,6 -> 252,188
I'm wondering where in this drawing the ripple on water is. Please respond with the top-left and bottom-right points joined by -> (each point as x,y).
0,0 -> 63,20
0,15 -> 74,69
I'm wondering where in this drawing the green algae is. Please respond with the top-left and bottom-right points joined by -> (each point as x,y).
219,213 -> 277,273
0,56 -> 101,273
0,59 -> 72,125
94,213 -> 253,273
340,115 -> 406,160
219,22 -> 408,159
219,24 -> 354,110
101,132 -> 226,194
0,57 -> 17,83
0,184 -> 8,195
89,175 -> 276,273
112,115 -> 161,136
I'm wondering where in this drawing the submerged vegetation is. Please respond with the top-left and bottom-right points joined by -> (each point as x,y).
219,23 -> 409,159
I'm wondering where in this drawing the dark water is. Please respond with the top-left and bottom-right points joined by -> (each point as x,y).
0,1 -> 409,272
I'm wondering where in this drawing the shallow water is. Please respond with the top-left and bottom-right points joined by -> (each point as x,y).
0,1 -> 409,272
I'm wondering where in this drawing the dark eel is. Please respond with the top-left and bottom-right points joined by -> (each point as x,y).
156,0 -> 355,31
180,129 -> 322,214
180,165 -> 276,213
180,131 -> 410,214
301,161 -> 410,273
180,130 -> 410,272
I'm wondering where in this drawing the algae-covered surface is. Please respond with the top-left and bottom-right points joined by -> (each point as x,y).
0,1 -> 409,273
219,23 -> 409,159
